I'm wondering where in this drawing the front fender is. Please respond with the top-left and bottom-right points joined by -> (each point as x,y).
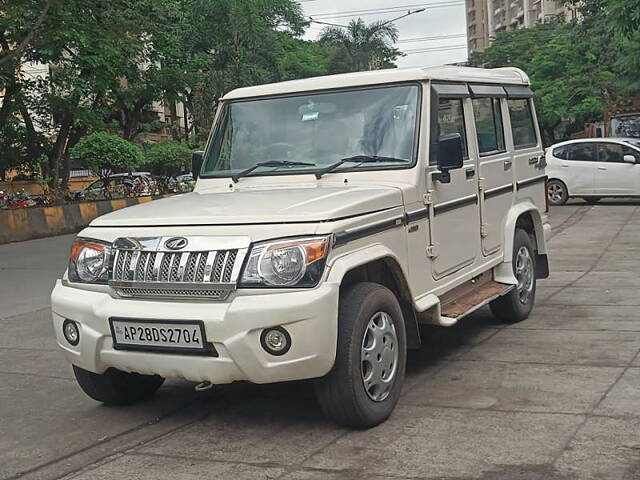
326,243 -> 406,285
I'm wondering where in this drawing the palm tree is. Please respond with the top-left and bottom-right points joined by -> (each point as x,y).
319,18 -> 401,72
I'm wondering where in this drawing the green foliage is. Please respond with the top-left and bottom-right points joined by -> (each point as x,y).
470,13 -> 637,142
144,141 -> 192,176
71,132 -> 144,176
319,18 -> 401,73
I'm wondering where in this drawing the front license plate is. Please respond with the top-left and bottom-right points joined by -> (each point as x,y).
109,318 -> 215,355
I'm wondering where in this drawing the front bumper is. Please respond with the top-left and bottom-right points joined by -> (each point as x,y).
51,281 -> 338,384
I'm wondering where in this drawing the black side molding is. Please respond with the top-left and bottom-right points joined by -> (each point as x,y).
433,194 -> 478,216
517,175 -> 546,190
484,184 -> 515,200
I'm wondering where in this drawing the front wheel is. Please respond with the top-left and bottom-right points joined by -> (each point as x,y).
490,229 -> 537,323
547,179 -> 569,206
315,282 -> 407,428
73,366 -> 164,405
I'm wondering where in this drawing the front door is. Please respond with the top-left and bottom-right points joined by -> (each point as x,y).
594,142 -> 640,195
428,86 -> 481,280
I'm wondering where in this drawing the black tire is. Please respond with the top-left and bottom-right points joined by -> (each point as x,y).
584,197 -> 601,205
490,229 -> 537,323
315,282 -> 407,428
547,179 -> 569,206
73,366 -> 164,405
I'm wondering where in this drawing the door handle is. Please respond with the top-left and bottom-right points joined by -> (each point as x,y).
528,157 -> 539,165
504,160 -> 512,170
598,166 -> 607,170
561,164 -> 569,168
465,167 -> 476,179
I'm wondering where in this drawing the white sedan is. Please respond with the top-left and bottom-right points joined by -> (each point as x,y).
546,138 -> 640,205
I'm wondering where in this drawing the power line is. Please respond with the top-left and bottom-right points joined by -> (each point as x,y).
403,44 -> 468,55
397,33 -> 466,43
309,6 -> 429,29
306,1 -> 463,19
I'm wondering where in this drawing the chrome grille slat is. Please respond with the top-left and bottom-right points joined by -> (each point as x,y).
109,236 -> 247,300
223,250 -> 236,282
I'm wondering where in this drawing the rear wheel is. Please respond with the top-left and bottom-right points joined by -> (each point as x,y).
315,282 -> 407,428
73,366 -> 164,405
547,179 -> 569,206
490,229 -> 536,323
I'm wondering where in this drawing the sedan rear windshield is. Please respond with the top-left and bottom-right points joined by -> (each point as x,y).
201,84 -> 420,179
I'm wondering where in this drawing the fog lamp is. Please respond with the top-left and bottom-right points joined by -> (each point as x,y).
63,319 -> 80,346
260,327 -> 291,356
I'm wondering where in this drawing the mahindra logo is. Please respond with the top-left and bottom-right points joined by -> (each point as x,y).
164,237 -> 188,250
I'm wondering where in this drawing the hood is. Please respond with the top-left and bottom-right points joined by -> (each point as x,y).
90,184 -> 403,227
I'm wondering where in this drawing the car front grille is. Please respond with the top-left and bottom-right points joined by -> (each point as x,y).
109,236 -> 249,300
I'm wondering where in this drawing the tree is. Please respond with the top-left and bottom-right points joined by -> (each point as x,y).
470,17 -> 631,143
144,141 -> 192,176
71,132 -> 144,178
319,18 -> 402,73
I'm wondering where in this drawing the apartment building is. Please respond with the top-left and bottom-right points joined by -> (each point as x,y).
466,0 -> 578,54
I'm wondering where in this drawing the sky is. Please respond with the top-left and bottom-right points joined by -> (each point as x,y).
300,0 -> 468,68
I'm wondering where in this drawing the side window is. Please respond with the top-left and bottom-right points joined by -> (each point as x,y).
507,99 -> 538,149
472,97 -> 505,155
597,143 -> 625,163
434,98 -> 468,164
552,146 -> 568,160
565,143 -> 597,162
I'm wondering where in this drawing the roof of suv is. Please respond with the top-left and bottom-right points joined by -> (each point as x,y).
223,66 -> 530,101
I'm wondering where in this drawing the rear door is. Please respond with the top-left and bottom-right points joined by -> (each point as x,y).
553,143 -> 597,195
593,142 -> 638,195
428,83 -> 481,280
470,85 -> 513,256
505,90 -> 545,210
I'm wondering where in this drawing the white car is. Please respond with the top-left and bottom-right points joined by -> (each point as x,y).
52,66 -> 549,428
546,138 -> 640,205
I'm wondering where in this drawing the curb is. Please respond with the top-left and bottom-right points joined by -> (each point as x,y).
0,195 -> 172,245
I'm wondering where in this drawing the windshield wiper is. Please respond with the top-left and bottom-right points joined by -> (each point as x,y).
315,155 -> 410,179
232,160 -> 315,183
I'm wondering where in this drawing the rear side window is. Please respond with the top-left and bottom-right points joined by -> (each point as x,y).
562,143 -> 597,162
508,99 -> 538,149
434,98 -> 468,163
472,98 -> 505,155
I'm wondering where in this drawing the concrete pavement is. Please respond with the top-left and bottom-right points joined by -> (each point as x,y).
1,202 -> 639,479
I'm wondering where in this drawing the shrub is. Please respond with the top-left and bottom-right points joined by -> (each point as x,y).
144,141 -> 192,177
71,132 -> 144,177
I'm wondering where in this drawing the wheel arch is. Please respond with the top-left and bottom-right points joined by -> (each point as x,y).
327,246 -> 421,349
548,177 -> 570,197
499,203 -> 550,280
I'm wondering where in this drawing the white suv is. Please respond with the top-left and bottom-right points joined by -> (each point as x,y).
546,138 -> 640,205
52,66 -> 550,428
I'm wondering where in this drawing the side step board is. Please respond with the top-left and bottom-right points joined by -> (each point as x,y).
440,281 -> 513,324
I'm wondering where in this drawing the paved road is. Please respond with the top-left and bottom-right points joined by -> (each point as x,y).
1,202 -> 640,480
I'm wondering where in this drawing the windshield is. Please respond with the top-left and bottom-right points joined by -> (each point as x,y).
625,139 -> 640,148
201,84 -> 420,178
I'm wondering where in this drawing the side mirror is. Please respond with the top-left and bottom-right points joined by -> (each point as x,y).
623,154 -> 636,164
192,151 -> 204,180
435,133 -> 464,183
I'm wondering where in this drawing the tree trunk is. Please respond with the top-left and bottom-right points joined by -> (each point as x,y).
48,116 -> 72,191
169,100 -> 180,141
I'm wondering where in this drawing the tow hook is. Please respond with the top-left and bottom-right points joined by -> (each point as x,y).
194,381 -> 214,392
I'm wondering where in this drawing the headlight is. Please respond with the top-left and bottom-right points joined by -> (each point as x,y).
240,236 -> 331,288
68,238 -> 111,284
